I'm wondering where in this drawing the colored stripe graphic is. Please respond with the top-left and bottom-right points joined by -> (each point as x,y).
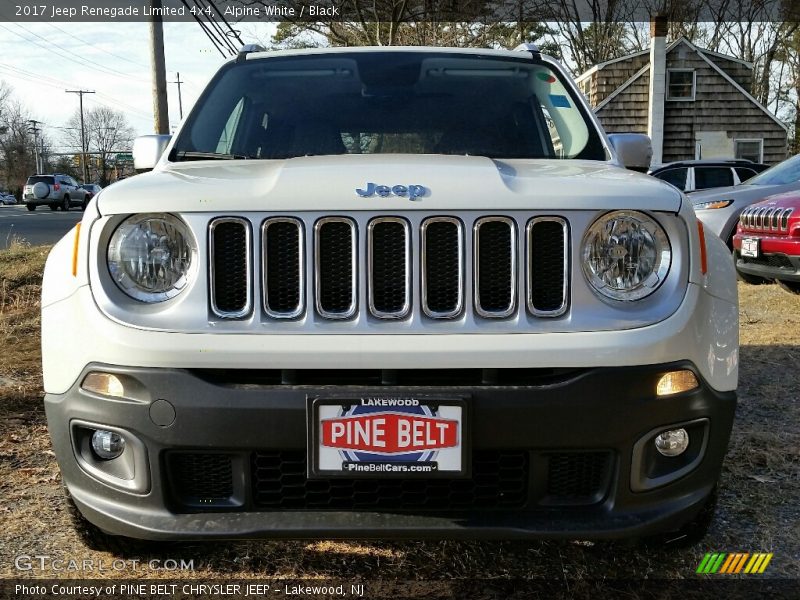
710,553 -> 726,573
758,554 -> 773,573
733,553 -> 750,573
719,554 -> 736,574
696,553 -> 713,574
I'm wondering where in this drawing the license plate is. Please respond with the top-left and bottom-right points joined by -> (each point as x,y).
741,237 -> 760,258
308,396 -> 468,478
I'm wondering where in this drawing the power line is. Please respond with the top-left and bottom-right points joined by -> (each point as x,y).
48,23 -> 151,70
195,0 -> 237,55
179,0 -> 231,57
204,0 -> 244,47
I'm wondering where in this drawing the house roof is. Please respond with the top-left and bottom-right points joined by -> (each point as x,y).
575,36 -> 753,83
583,37 -> 786,132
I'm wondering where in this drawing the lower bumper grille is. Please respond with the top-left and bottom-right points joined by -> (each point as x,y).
252,450 -> 528,511
163,449 -> 615,512
740,253 -> 795,270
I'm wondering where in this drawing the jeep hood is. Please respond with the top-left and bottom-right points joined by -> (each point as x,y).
98,155 -> 682,215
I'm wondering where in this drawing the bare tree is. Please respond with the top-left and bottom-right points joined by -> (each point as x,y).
65,106 -> 135,185
0,84 -> 42,195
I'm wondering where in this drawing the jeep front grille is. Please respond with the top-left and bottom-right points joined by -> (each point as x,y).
421,217 -> 464,318
262,217 -> 304,319
368,217 -> 411,319
209,217 -> 251,318
315,217 -> 357,319
740,206 -> 793,232
207,213 -> 571,326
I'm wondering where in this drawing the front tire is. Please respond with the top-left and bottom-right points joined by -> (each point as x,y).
62,196 -> 70,211
49,204 -> 59,211
777,280 -> 800,295
26,203 -> 36,211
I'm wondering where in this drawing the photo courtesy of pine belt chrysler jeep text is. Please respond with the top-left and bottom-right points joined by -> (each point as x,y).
41,45 -> 739,543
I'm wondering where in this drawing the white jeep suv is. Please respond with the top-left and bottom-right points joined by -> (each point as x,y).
41,45 -> 738,543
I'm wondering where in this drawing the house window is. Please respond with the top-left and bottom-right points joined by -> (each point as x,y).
666,69 -> 695,101
734,139 -> 763,163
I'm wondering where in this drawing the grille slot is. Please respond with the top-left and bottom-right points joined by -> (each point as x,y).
781,208 -> 793,231
527,217 -> 569,316
166,452 -> 235,507
368,217 -> 411,319
252,450 -> 528,511
314,217 -> 357,319
209,218 -> 251,318
421,217 -> 464,318
741,253 -> 795,270
543,451 -> 611,505
474,217 -> 516,318
262,218 -> 304,319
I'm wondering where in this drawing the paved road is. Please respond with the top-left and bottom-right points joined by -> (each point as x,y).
0,204 -> 83,249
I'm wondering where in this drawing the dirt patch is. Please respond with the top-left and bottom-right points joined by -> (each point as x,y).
0,245 -> 798,587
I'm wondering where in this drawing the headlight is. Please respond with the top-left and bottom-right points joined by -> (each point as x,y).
694,199 -> 733,210
107,213 -> 196,302
582,210 -> 671,301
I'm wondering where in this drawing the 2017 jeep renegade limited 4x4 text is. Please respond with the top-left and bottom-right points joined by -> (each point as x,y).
42,46 -> 738,542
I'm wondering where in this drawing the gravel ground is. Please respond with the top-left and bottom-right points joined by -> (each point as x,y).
0,243 -> 798,595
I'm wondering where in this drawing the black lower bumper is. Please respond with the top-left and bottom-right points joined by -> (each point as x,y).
44,362 -> 736,540
735,251 -> 800,282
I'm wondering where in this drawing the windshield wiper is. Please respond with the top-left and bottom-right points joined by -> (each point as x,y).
174,151 -> 254,161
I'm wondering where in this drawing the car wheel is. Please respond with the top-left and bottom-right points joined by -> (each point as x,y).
776,280 -> 800,295
81,201 -> 88,211
62,196 -> 70,211
736,269 -> 770,285
26,203 -> 36,211
49,204 -> 59,211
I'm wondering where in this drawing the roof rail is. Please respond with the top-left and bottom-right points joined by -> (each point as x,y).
514,43 -> 540,58
237,44 -> 266,63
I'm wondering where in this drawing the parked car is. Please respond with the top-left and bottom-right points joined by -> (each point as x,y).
733,192 -> 800,293
649,159 -> 769,193
22,174 -> 88,211
79,183 -> 102,201
691,153 -> 800,247
0,192 -> 16,205
42,44 -> 738,544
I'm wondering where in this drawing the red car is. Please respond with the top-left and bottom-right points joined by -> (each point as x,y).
733,192 -> 800,294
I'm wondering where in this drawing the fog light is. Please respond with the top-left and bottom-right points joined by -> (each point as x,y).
91,430 -> 126,460
656,370 -> 699,396
82,372 -> 125,398
654,428 -> 689,457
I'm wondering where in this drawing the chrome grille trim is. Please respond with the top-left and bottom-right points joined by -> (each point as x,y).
368,217 -> 412,320
262,217 -> 305,319
764,208 -> 775,230
526,217 -> 569,317
781,208 -> 793,231
314,217 -> 357,320
473,216 -> 517,318
208,217 -> 252,319
421,216 -> 464,319
742,207 -> 752,228
758,207 -> 768,229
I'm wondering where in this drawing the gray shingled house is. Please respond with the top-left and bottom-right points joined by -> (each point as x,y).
575,18 -> 788,167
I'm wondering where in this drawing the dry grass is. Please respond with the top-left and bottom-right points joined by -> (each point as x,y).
0,246 -> 798,590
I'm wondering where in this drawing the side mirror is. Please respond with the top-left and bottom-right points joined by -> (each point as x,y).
607,133 -> 652,172
133,135 -> 172,172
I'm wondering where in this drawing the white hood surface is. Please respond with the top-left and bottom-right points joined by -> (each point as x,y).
98,155 -> 682,215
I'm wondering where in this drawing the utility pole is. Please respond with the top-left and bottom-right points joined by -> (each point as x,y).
171,72 -> 184,119
27,119 -> 42,173
66,89 -> 95,183
149,0 -> 169,134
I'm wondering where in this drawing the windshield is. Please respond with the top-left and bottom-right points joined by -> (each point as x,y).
172,51 -> 605,161
745,154 -> 800,186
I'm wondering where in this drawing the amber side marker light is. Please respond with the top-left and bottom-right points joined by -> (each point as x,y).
657,370 -> 699,396
697,220 -> 708,275
71,223 -> 81,277
81,372 -> 126,398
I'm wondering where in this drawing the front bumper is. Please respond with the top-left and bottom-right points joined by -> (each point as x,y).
45,361 -> 736,540
734,250 -> 800,282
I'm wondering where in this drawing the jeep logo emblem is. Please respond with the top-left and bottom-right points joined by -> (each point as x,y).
356,182 -> 428,201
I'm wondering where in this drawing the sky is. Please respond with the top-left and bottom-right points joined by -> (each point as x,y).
0,21 -> 276,154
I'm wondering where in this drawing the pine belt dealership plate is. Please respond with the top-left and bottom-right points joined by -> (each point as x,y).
741,237 -> 760,258
308,397 -> 468,478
